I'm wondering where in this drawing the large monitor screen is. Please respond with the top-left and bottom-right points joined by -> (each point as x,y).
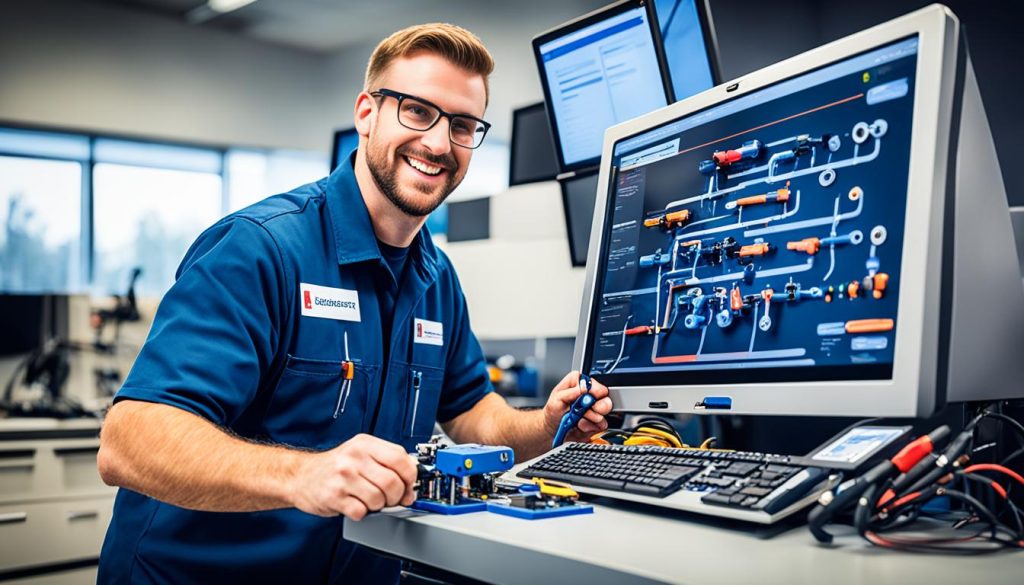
584,37 -> 919,387
534,0 -> 674,171
509,103 -> 560,186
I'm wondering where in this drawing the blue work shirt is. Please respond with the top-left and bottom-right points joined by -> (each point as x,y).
98,152 -> 493,584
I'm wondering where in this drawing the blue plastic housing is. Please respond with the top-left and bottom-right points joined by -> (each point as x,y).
435,445 -> 514,477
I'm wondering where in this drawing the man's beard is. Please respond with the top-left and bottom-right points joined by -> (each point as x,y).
365,132 -> 461,218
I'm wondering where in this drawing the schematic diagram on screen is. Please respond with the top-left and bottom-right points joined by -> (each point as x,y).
589,79 -> 913,377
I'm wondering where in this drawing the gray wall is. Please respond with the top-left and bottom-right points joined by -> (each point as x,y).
0,0 -> 340,151
711,0 -> 1024,206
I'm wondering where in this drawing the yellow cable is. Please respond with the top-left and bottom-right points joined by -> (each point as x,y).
623,435 -> 670,447
632,426 -> 684,448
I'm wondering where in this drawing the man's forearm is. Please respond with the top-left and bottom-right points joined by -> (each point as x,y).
98,401 -> 304,512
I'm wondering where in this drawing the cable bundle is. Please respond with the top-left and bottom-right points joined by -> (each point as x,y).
588,417 -> 717,450
809,411 -> 1024,553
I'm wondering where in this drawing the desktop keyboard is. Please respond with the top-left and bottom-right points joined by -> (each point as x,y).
514,442 -> 829,523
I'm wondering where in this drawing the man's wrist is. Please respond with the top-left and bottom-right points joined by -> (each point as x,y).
540,406 -> 559,439
265,447 -> 310,509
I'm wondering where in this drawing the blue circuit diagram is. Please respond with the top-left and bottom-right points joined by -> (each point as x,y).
588,55 -> 917,382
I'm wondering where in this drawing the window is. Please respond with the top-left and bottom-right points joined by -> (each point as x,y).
91,139 -> 225,297
226,149 -> 327,213
92,163 -> 223,297
0,156 -> 84,293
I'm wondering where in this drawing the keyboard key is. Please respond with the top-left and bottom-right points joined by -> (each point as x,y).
723,462 -> 761,477
699,476 -> 737,488
701,492 -> 734,506
739,486 -> 772,497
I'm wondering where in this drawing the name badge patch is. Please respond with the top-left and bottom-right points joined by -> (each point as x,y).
300,283 -> 361,322
414,318 -> 444,346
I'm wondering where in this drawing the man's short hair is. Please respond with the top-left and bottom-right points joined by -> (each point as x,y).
365,23 -> 495,106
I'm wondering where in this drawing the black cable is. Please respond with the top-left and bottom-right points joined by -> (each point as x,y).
1001,445 -> 1024,467
959,471 -> 1015,525
854,482 -> 881,537
977,412 -> 1024,447
941,488 -> 1003,540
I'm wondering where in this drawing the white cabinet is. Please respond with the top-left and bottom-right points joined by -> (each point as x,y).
0,422 -> 115,578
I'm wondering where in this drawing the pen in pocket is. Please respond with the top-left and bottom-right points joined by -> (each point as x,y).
334,332 -> 355,419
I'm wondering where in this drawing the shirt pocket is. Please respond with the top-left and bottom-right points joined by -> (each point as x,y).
403,364 -> 445,441
263,355 -> 379,450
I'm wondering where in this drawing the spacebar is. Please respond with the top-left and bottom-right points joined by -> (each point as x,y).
521,469 -> 626,491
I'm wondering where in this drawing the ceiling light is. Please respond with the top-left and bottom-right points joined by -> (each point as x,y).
207,0 -> 257,14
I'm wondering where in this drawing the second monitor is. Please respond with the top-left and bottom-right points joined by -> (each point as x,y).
533,0 -> 718,172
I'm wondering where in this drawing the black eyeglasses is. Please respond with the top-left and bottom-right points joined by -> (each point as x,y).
371,88 -> 491,149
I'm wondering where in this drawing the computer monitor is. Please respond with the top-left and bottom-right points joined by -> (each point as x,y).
573,5 -> 1024,418
331,127 -> 359,171
655,0 -> 720,103
509,103 -> 560,186
533,0 -> 676,173
0,294 -> 70,357
560,172 -> 600,267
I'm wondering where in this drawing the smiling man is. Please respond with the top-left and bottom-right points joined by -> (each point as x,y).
96,23 -> 612,584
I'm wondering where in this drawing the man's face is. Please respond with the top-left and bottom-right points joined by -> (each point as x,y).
361,53 -> 487,217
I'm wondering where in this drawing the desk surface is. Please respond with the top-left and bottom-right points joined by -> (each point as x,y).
346,499 -> 1022,585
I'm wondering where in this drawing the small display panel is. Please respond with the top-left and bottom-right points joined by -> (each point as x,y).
810,426 -> 908,464
585,37 -> 919,387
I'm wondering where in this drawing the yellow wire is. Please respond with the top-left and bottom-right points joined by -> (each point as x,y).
633,426 -> 685,448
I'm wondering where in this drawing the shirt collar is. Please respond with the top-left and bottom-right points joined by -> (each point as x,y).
325,150 -> 441,276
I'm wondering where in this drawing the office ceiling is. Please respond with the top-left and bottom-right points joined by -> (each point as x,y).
93,0 -> 610,54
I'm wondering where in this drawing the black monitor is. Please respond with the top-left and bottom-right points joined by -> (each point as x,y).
0,295 -> 69,357
533,0 -> 675,173
655,0 -> 721,100
330,127 -> 359,171
560,172 -> 600,267
532,0 -> 719,173
509,102 -> 560,186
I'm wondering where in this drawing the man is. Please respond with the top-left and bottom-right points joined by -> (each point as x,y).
96,23 -> 612,584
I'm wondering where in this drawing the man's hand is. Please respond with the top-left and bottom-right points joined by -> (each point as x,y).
543,371 -> 613,443
289,434 -> 418,520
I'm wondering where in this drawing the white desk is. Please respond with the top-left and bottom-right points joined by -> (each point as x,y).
346,499 -> 1022,585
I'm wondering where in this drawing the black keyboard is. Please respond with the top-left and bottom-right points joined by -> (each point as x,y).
518,442 -> 827,515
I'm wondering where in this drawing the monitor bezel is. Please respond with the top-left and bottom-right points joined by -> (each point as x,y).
558,170 -> 600,267
573,5 -> 961,418
532,0 -> 677,173
508,102 -> 560,187
659,0 -> 724,98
